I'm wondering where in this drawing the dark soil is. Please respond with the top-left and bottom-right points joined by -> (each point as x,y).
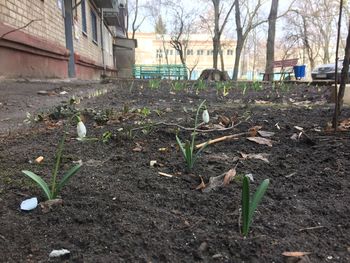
0,80 -> 349,263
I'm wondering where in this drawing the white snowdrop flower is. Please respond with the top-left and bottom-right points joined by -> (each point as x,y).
77,120 -> 86,139
202,109 -> 210,124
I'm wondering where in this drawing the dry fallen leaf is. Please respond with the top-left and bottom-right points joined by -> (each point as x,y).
202,173 -> 225,193
282,252 -> 311,257
258,130 -> 275,138
40,199 -> 63,214
195,176 -> 206,190
240,152 -> 270,163
223,168 -> 237,186
132,142 -> 143,152
218,115 -> 231,127
248,126 -> 263,137
247,137 -> 273,147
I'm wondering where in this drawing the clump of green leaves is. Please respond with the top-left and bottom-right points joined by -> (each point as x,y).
149,79 -> 161,89
242,176 -> 270,236
215,82 -> 230,96
22,133 -> 82,200
252,81 -> 262,91
176,100 -> 208,172
171,81 -> 186,91
196,79 -> 207,90
138,107 -> 151,117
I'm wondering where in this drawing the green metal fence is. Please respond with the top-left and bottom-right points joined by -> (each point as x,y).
133,64 -> 188,80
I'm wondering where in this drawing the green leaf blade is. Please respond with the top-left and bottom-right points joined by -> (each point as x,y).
242,176 -> 250,236
22,170 -> 52,200
176,135 -> 187,158
55,164 -> 82,198
248,179 -> 270,227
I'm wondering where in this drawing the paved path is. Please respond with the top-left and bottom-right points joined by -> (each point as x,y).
0,79 -> 113,135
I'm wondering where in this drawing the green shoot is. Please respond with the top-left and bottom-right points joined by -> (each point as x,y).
242,176 -> 270,236
171,81 -> 185,91
149,79 -> 161,89
102,131 -> 112,143
176,100 -> 208,172
22,133 -> 82,200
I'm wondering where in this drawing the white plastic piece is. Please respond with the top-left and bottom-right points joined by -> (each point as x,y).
20,197 -> 38,211
49,249 -> 70,258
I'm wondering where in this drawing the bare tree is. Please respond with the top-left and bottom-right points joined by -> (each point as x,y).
264,0 -> 279,81
211,0 -> 235,70
127,0 -> 148,39
232,0 -> 267,81
282,0 -> 338,70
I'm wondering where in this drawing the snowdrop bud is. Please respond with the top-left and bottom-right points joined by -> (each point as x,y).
77,121 -> 86,139
202,109 -> 210,124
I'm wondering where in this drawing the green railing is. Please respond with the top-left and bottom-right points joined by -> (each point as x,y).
133,64 -> 188,80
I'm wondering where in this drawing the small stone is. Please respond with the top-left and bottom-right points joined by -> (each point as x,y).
49,249 -> 70,258
198,242 -> 208,252
212,253 -> 223,259
150,160 -> 157,167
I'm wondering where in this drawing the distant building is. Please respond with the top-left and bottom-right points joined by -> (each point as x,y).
0,0 -> 133,79
134,32 -> 235,79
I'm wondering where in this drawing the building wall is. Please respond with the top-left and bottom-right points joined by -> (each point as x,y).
72,0 -> 114,68
0,0 -> 66,47
0,0 -> 116,79
134,32 -> 236,79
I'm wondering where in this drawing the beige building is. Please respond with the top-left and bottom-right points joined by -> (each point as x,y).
134,32 -> 235,79
0,0 -> 129,79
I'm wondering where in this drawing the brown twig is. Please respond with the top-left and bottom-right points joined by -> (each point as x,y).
195,132 -> 249,149
299,226 -> 325,232
131,121 -> 242,133
0,19 -> 41,39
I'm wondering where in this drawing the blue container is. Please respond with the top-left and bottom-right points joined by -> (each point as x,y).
293,65 -> 306,79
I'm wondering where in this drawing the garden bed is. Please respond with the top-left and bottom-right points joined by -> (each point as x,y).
0,80 -> 349,262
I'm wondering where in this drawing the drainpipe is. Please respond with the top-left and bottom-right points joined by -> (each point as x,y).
100,8 -> 106,75
64,0 -> 76,78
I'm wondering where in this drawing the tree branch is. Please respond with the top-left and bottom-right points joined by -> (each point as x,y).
0,19 -> 41,39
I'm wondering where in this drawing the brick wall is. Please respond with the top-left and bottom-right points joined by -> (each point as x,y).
0,0 -> 66,47
72,0 -> 114,68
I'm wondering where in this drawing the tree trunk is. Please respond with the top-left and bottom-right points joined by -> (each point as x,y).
233,0 -> 242,81
335,25 -> 350,124
264,0 -> 278,81
212,0 -> 220,69
219,43 -> 225,71
233,38 -> 243,81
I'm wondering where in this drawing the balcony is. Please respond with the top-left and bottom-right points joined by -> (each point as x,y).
103,8 -> 118,26
91,0 -> 114,8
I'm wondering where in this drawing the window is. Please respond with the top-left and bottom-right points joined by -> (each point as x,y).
156,49 -> 163,58
169,50 -> 173,55
207,50 -> 213,56
187,49 -> 193,56
81,0 -> 87,34
91,10 -> 98,43
197,50 -> 204,56
227,49 -> 234,56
